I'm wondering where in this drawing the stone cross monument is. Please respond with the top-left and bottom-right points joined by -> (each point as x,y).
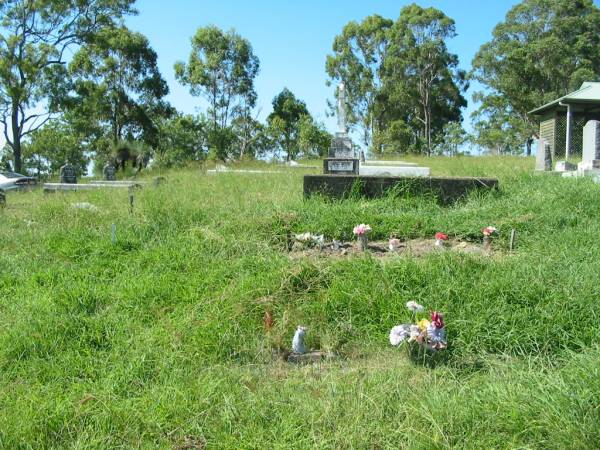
323,82 -> 358,174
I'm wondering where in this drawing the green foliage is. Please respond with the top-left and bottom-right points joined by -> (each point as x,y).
298,116 -> 332,158
327,5 -> 467,156
0,0 -> 137,172
66,25 -> 171,160
379,4 -> 467,156
326,15 -> 393,148
471,0 -> 600,153
23,119 -> 88,177
155,114 -> 206,167
175,26 -> 260,161
266,88 -> 310,160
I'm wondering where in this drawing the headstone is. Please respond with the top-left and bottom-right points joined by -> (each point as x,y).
0,189 -> 5,209
103,161 -> 116,181
555,160 -> 576,172
534,140 -> 552,171
580,120 -> 600,171
323,82 -> 359,175
59,162 -> 77,183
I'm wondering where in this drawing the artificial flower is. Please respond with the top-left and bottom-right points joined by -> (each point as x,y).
406,301 -> 425,312
389,324 -> 411,346
418,319 -> 431,331
353,224 -> 372,236
482,226 -> 497,236
430,311 -> 444,329
435,232 -> 449,241
409,325 -> 421,342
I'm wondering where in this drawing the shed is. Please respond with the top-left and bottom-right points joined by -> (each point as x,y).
529,82 -> 600,160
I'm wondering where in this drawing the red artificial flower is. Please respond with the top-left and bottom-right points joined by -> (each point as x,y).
430,311 -> 444,328
435,232 -> 448,241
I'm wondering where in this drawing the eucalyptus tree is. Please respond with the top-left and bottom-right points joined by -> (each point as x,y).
175,26 -> 259,161
66,25 -> 170,158
266,88 -> 309,161
326,15 -> 392,148
0,0 -> 136,172
381,4 -> 467,156
471,0 -> 600,155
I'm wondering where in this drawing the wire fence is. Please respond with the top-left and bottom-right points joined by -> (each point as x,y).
554,115 -> 585,159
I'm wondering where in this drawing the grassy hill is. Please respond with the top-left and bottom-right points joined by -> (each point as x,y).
1,156 -> 600,449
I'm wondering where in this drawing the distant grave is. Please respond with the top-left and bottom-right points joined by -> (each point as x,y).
103,161 -> 117,181
59,162 -> 77,184
304,83 -> 494,202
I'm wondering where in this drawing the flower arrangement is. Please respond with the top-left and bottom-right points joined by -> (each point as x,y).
434,232 -> 449,248
482,226 -> 497,251
353,224 -> 372,251
389,304 -> 447,358
294,232 -> 325,249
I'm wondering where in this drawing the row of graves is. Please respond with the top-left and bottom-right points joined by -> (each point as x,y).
43,161 -> 143,192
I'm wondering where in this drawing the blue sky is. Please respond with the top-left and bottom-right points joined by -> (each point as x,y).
126,0 -> 522,137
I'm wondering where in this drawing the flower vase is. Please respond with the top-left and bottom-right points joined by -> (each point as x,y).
435,239 -> 445,249
483,235 -> 492,252
358,235 -> 368,251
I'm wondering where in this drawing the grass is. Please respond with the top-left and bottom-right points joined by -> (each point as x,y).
1,155 -> 600,448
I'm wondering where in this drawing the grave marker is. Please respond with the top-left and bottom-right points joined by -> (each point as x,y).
59,162 -> 77,183
322,82 -> 359,175
103,161 -> 117,181
579,120 -> 600,171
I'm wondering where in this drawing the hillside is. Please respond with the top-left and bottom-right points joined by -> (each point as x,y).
1,156 -> 600,449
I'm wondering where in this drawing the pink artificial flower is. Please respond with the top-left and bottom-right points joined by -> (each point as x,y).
482,226 -> 497,236
353,224 -> 372,236
435,232 -> 448,241
430,311 -> 445,329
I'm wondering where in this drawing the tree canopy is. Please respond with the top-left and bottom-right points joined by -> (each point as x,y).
0,0 -> 136,172
327,4 -> 467,156
175,26 -> 259,161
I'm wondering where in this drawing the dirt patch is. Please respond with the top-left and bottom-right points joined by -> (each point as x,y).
289,238 -> 492,259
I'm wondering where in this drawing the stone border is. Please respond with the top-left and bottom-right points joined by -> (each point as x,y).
304,175 -> 499,204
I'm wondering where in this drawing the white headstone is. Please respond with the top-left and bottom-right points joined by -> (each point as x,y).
535,139 -> 552,171
581,120 -> 600,170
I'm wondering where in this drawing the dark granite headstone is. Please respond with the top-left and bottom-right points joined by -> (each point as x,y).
59,163 -> 77,184
103,162 -> 116,181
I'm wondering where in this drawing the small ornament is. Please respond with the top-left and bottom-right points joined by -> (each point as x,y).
292,326 -> 308,354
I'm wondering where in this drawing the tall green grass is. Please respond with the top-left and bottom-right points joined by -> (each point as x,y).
1,156 -> 599,448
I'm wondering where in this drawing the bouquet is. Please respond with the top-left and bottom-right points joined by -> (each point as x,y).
353,224 -> 372,251
390,302 -> 447,356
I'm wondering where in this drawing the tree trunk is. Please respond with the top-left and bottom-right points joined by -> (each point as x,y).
526,137 -> 533,156
11,103 -> 22,173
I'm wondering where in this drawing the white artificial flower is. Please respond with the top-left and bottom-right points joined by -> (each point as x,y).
389,324 -> 410,346
295,232 -> 312,242
406,301 -> 425,312
409,325 -> 421,342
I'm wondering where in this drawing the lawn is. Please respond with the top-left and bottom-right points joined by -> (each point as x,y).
1,156 -> 600,449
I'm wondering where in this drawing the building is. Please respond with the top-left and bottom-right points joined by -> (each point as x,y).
529,82 -> 600,160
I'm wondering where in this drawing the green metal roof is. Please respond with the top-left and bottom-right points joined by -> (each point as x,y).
529,82 -> 600,115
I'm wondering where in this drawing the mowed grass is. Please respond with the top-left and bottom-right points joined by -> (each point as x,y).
1,156 -> 600,448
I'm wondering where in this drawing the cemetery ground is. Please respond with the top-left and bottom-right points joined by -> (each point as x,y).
2,156 -> 600,449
